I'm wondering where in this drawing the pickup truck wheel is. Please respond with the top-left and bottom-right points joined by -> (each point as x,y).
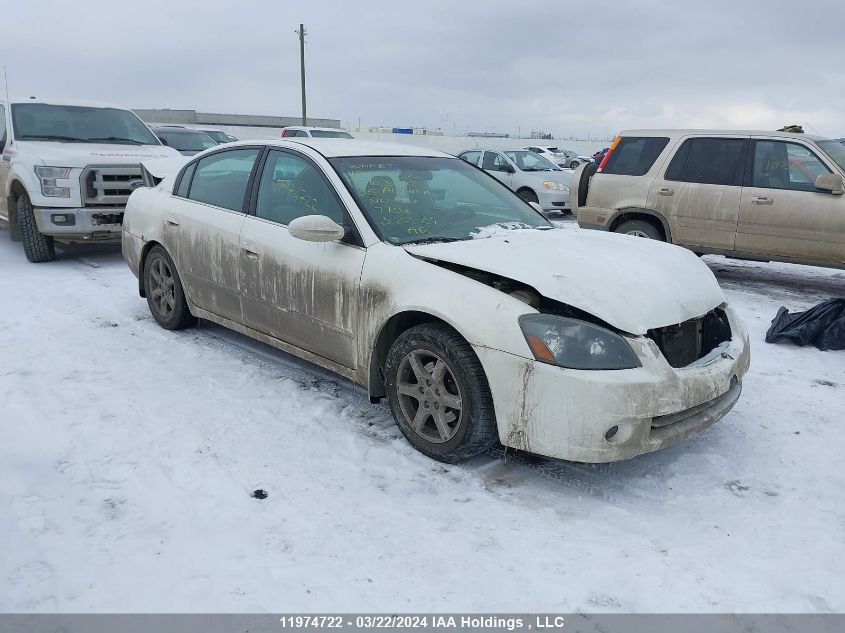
614,219 -> 664,241
18,194 -> 56,263
385,323 -> 497,463
517,188 -> 539,205
143,245 -> 195,330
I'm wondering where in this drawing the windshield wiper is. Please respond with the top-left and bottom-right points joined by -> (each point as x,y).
85,137 -> 146,145
402,236 -> 465,245
17,134 -> 87,143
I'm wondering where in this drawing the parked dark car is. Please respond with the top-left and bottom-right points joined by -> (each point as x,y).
152,126 -> 219,156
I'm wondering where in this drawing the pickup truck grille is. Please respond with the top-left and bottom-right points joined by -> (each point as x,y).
647,308 -> 732,368
81,165 -> 144,206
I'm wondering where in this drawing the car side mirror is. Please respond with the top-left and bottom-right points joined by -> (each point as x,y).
815,172 -> 844,195
500,164 -> 515,173
288,215 -> 345,242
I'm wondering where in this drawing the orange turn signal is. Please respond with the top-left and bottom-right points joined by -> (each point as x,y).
526,334 -> 557,363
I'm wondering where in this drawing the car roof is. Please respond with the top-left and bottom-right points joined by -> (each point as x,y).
462,148 -> 531,153
6,97 -> 133,110
284,126 -> 350,132
153,126 -> 210,135
219,138 -> 452,158
620,128 -> 829,142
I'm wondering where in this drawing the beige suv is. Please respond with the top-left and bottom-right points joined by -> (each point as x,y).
572,130 -> 845,269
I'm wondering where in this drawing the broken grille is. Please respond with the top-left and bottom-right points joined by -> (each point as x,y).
81,165 -> 144,206
647,308 -> 732,368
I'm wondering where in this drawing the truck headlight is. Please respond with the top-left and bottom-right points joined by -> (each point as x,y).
35,166 -> 72,198
519,314 -> 641,370
543,181 -> 569,191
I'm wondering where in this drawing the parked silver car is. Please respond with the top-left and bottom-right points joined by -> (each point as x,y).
458,149 -> 571,212
524,146 -> 588,169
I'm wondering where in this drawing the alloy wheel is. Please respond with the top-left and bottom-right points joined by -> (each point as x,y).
396,349 -> 463,443
149,256 -> 176,317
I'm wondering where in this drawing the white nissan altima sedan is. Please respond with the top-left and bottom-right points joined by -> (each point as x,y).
122,139 -> 750,464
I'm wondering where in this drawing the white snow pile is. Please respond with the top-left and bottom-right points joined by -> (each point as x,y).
1,227 -> 844,612
470,222 -> 549,239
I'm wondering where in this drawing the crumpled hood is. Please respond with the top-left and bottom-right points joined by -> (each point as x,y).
13,141 -> 179,168
405,228 -> 726,335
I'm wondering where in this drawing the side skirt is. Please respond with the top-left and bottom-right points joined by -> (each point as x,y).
190,305 -> 364,385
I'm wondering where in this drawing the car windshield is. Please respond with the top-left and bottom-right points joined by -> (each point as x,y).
202,130 -> 233,143
157,129 -> 218,151
817,140 -> 845,172
330,156 -> 551,245
310,130 -> 354,138
11,103 -> 160,145
504,150 -> 560,171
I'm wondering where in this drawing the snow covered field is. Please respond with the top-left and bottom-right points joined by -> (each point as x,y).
1,220 -> 843,612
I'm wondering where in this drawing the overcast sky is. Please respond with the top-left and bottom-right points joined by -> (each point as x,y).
3,0 -> 843,138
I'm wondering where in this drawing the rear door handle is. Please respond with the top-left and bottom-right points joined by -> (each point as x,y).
166,216 -> 180,227
751,196 -> 774,205
241,241 -> 261,259
657,187 -> 674,196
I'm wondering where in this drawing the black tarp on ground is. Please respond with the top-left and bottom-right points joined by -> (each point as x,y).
765,298 -> 845,351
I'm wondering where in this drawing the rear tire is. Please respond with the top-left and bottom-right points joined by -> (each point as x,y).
18,194 -> 55,262
143,245 -> 196,330
614,219 -> 664,241
385,323 -> 497,463
569,160 -> 579,169
517,188 -> 539,205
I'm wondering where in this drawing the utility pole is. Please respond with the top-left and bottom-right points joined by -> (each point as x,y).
296,24 -> 307,126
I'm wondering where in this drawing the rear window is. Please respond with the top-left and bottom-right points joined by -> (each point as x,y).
665,137 -> 746,186
602,136 -> 669,176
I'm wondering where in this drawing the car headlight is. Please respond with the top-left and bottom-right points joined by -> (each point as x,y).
519,314 -> 641,370
34,166 -> 72,198
543,181 -> 569,191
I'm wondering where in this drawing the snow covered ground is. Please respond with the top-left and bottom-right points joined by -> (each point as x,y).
1,220 -> 844,613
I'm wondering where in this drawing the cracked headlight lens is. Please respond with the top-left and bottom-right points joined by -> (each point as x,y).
519,314 -> 641,370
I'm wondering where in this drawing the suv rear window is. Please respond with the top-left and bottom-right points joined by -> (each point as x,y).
602,137 -> 669,176
665,137 -> 746,186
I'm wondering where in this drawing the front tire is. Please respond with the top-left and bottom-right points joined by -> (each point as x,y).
517,188 -> 539,205
614,219 -> 664,241
18,194 -> 55,262
385,323 -> 497,463
143,245 -> 195,330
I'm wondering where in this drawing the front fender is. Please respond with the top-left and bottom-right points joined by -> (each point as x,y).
358,243 -> 538,389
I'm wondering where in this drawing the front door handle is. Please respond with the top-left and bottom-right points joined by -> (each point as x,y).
657,187 -> 674,196
241,241 -> 261,259
166,216 -> 180,227
751,196 -> 774,205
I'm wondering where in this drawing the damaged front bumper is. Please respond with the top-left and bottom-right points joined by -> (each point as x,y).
475,309 -> 750,463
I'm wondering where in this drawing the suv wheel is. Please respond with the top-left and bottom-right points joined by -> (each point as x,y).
18,194 -> 56,262
385,323 -> 497,463
614,219 -> 664,241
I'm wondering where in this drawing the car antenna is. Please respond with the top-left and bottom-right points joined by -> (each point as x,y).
803,122 -> 825,137
3,65 -> 10,106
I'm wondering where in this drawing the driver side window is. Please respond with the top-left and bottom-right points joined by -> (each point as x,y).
255,150 -> 345,226
482,151 -> 508,171
0,105 -> 6,149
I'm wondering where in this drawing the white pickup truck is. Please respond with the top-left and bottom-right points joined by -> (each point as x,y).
0,98 -> 180,262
